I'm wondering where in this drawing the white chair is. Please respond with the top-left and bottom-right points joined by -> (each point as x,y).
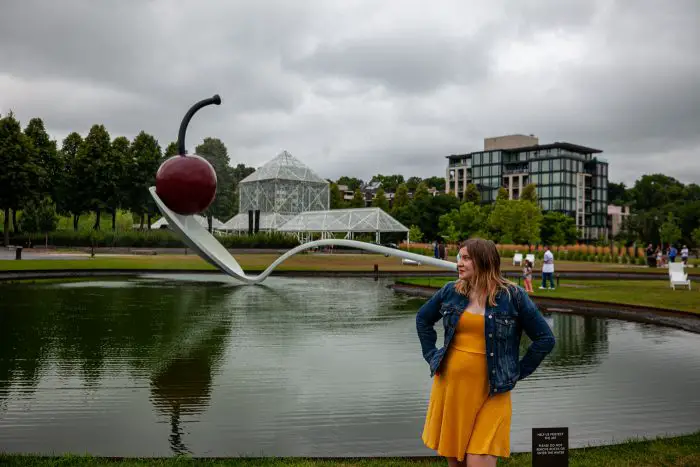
513,253 -> 523,266
669,263 -> 691,290
526,254 -> 536,267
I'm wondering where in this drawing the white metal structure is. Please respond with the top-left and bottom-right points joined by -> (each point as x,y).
526,254 -> 536,267
235,150 -> 329,226
513,253 -> 523,266
668,263 -> 691,290
151,214 -> 225,230
150,187 -> 455,284
277,207 -> 409,243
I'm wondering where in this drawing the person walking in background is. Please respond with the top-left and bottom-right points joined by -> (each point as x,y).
646,243 -> 655,267
416,238 -> 555,466
523,259 -> 534,293
681,245 -> 689,265
669,245 -> 678,263
434,240 -> 439,259
540,246 -> 555,290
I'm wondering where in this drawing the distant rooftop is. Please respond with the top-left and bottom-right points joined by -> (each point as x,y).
447,141 -> 602,159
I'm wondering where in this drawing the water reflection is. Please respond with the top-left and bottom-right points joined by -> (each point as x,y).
0,276 -> 699,457
542,313 -> 609,371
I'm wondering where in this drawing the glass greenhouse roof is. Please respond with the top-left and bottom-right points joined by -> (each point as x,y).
277,208 -> 408,233
240,150 -> 328,184
222,212 -> 296,231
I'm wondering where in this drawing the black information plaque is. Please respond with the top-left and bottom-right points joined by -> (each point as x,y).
532,427 -> 568,467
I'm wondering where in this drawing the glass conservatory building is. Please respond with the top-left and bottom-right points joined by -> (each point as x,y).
223,151 -> 330,232
222,151 -> 409,242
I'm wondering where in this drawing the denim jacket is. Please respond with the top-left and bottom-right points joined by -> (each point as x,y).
416,281 -> 555,395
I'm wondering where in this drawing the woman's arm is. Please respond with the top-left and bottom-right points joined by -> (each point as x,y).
515,287 -> 555,380
416,284 -> 449,363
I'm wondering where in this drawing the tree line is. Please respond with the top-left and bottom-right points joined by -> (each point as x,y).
608,174 -> 700,249
2,108 -> 697,249
0,112 -> 254,246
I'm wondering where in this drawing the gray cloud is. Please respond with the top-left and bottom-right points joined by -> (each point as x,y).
1,0 -> 699,186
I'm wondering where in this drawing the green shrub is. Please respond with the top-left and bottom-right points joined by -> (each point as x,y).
10,229 -> 300,249
636,257 -> 646,266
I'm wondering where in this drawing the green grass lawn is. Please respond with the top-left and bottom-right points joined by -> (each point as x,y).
396,277 -> 700,315
1,431 -> 698,466
1,253 -> 696,275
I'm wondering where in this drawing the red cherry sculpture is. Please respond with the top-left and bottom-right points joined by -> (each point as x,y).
155,94 -> 222,215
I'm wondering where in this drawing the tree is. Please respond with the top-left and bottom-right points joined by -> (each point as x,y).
373,187 -> 389,211
541,212 -> 578,247
414,182 -> 430,202
520,183 -> 538,203
395,193 -> 460,242
24,118 -> 57,199
629,174 -> 686,212
608,182 -> 629,206
392,183 -> 409,214
370,174 -> 404,192
0,112 -> 41,246
129,131 -> 162,229
164,141 -> 179,157
336,176 -> 362,192
423,176 -> 446,192
438,202 -> 486,242
488,199 -> 542,245
106,136 -> 130,231
497,187 -> 509,201
77,124 -> 112,230
408,224 -> 424,243
406,176 -> 422,191
349,188 -> 365,208
58,132 -> 87,230
329,182 -> 344,209
464,183 -> 480,204
196,138 -> 234,231
692,227 -> 700,249
19,197 -> 58,247
659,213 -> 682,246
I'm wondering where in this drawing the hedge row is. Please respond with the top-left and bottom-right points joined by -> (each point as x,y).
400,245 -> 648,265
9,230 -> 300,249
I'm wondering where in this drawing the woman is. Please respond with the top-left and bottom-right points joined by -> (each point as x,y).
416,238 -> 555,467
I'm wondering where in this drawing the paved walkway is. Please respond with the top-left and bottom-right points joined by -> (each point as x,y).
0,248 -> 90,261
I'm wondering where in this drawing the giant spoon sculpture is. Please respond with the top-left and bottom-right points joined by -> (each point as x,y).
150,95 -> 458,284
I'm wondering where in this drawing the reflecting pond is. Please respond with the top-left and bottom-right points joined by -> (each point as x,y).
0,275 -> 699,457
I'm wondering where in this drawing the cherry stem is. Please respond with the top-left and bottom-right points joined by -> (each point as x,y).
177,94 -> 222,156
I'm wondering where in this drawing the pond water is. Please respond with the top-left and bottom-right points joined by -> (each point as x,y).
0,275 -> 699,457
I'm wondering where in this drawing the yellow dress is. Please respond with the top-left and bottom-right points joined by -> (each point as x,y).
421,311 -> 512,460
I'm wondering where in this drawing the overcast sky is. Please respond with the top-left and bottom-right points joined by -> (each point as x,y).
1,0 -> 698,186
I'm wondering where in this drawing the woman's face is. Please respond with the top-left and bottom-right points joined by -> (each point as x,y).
457,247 -> 474,281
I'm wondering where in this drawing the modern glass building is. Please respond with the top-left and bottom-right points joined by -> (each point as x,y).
446,137 -> 609,240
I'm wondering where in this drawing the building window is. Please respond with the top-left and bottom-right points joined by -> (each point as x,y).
492,151 -> 501,163
542,173 -> 550,185
552,185 -> 561,197
552,159 -> 561,171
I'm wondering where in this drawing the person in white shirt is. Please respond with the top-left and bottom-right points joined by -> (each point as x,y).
681,245 -> 689,265
540,246 -> 555,290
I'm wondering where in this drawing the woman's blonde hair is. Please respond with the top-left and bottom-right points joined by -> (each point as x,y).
455,238 -> 515,306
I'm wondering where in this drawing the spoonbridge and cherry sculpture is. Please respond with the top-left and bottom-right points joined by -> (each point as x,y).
150,94 -> 457,285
